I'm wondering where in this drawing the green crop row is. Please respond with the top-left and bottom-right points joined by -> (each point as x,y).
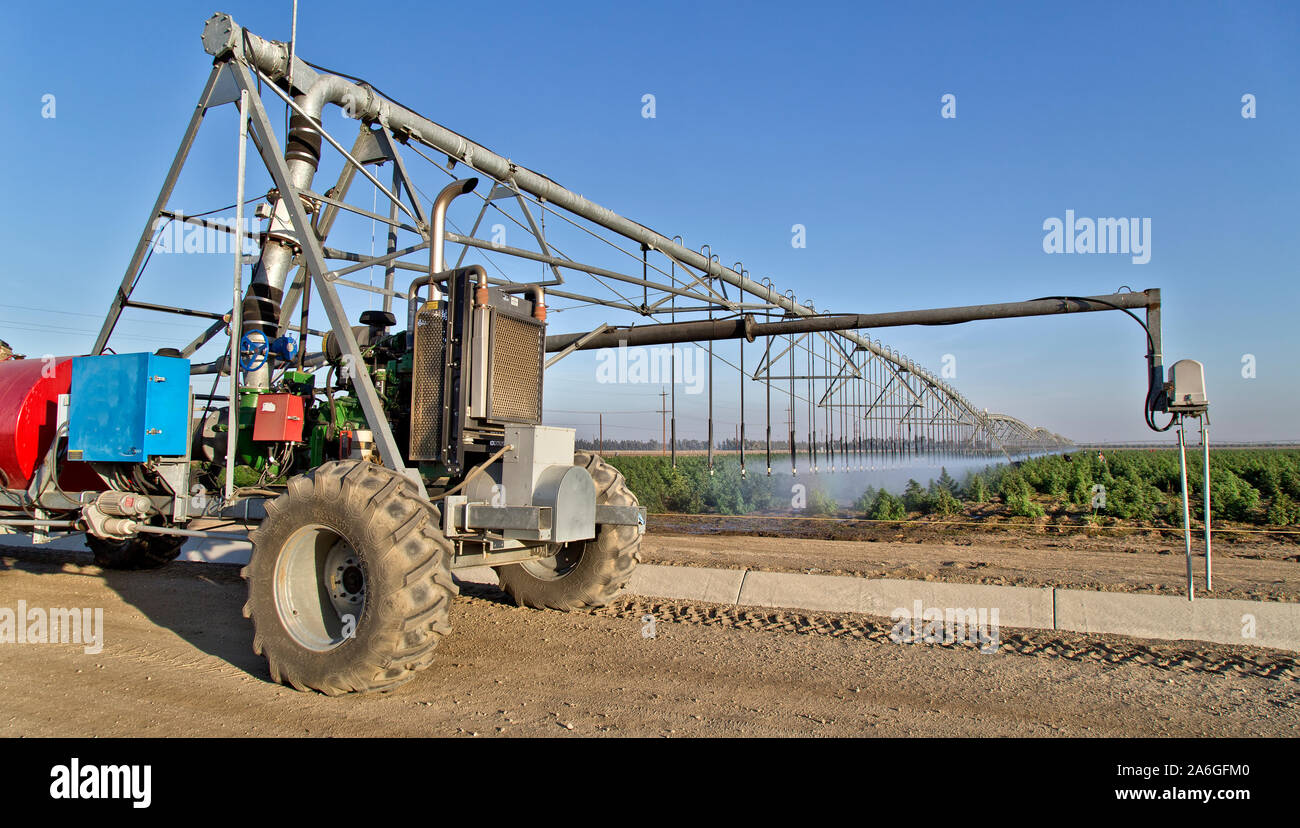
604,449 -> 1300,527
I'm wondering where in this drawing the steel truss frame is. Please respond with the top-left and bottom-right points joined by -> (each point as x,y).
94,14 -> 1073,494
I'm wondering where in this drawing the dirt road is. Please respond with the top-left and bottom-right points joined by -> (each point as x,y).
1,549 -> 1296,737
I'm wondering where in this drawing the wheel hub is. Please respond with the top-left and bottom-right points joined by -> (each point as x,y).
274,524 -> 367,652
519,540 -> 584,581
326,547 -> 366,614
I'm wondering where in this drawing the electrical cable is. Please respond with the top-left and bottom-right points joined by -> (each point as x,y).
1028,295 -> 1175,434
427,444 -> 513,501
31,423 -> 79,517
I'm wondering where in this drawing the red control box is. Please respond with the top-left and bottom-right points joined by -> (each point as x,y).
252,394 -> 305,442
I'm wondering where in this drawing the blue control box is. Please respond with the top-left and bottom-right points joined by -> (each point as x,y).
68,353 -> 191,463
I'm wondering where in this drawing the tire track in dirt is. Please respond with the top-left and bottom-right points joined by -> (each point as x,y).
459,582 -> 1300,681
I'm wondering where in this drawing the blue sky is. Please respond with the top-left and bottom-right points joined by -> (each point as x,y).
1,0 -> 1296,443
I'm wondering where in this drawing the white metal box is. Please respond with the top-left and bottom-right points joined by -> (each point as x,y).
1167,359 -> 1208,412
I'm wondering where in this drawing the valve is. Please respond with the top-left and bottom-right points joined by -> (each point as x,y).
240,332 -> 297,371
269,333 -> 298,364
239,331 -> 269,372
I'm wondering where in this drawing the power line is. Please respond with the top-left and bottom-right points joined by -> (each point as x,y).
0,304 -> 205,330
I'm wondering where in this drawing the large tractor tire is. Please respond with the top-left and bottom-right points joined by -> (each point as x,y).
87,533 -> 185,570
496,451 -> 642,611
244,460 -> 457,695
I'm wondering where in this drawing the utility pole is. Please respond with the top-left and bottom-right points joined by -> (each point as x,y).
788,403 -> 796,475
599,412 -> 603,455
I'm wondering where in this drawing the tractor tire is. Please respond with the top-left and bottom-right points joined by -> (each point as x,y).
243,460 -> 457,695
496,451 -> 642,611
87,533 -> 185,570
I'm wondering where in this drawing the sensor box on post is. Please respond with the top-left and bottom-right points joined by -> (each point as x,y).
1166,359 -> 1209,413
67,353 -> 191,462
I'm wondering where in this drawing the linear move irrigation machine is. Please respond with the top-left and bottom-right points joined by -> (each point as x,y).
0,14 -> 1214,694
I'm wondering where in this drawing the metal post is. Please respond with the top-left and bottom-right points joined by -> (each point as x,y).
1178,417 -> 1194,601
856,356 -> 863,470
1201,415 -> 1212,591
869,355 -> 876,469
788,322 -> 796,475
658,388 -> 665,455
224,87 -> 249,503
824,334 -> 833,472
926,391 -> 933,464
707,332 -> 714,475
738,296 -> 746,477
669,346 -> 677,468
870,353 -> 877,470
840,350 -> 846,468
760,278 -> 772,476
739,353 -> 746,477
288,0 -> 298,91
807,324 -> 816,473
842,360 -> 848,469
787,399 -> 795,476
297,265 -> 311,371
669,237 -> 679,469
704,245 -> 714,476
383,164 -> 401,315
885,353 -> 892,466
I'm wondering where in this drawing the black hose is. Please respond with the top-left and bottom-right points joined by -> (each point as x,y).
1029,295 -> 1174,434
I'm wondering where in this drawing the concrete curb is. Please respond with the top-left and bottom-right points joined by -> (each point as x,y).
457,563 -> 1298,652
1054,588 -> 1300,652
735,570 -> 1055,630
629,564 -> 747,605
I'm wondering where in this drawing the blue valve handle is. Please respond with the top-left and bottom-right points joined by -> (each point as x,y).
239,332 -> 269,372
240,333 -> 299,371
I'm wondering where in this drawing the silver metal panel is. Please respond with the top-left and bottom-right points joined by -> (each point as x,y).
532,464 -> 595,543
469,306 -> 490,419
464,504 -> 553,538
595,505 -> 647,527
501,425 -> 575,508
207,63 -> 242,108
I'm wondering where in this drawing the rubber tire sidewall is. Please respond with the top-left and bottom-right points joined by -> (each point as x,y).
496,451 -> 641,611
245,461 -> 456,695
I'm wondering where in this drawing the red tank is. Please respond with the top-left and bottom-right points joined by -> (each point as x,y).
0,357 -> 77,491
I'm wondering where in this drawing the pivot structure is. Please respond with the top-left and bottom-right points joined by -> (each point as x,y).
0,14 -> 1206,696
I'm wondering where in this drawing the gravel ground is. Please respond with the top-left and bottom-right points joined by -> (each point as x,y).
1,550 -> 1295,737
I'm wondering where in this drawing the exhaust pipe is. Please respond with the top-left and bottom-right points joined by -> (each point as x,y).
430,178 -> 478,276
406,265 -> 485,347
403,178 -> 479,345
